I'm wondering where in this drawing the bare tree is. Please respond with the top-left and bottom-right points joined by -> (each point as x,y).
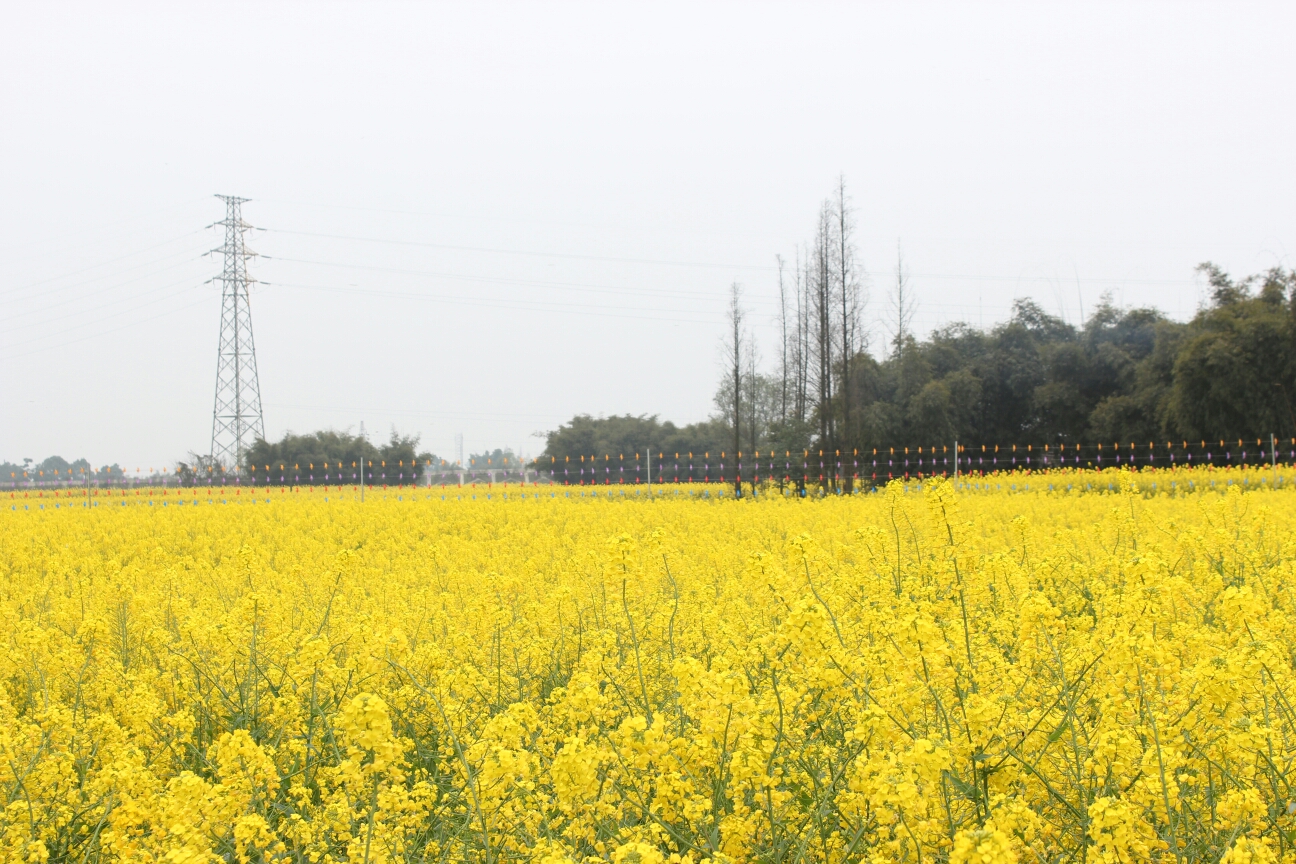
745,338 -> 760,466
764,184 -> 867,486
794,247 -> 810,425
725,282 -> 744,497
890,240 -> 916,362
776,254 -> 789,422
811,202 -> 836,476
834,177 -> 864,489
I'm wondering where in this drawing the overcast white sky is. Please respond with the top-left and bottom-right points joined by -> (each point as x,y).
2,2 -> 1293,468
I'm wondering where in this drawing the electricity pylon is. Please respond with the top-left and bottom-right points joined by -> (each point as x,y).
208,195 -> 266,468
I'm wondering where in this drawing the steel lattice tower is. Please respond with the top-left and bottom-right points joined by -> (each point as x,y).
209,195 -> 265,468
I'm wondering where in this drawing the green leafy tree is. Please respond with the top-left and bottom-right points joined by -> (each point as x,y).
537,415 -> 729,480
242,430 -> 435,486
1167,265 -> 1296,439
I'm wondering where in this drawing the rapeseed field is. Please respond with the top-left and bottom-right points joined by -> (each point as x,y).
3,469 -> 1295,863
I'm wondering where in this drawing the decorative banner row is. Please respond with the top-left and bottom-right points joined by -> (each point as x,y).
9,438 -> 1296,489
7,472 -> 1290,511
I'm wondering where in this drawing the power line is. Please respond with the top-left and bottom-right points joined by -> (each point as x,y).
276,281 -> 723,324
270,228 -> 780,272
0,255 -> 204,334
0,276 -> 201,344
0,295 -> 209,362
268,227 -> 1201,286
0,230 -> 205,299
0,198 -> 207,255
271,254 -> 778,304
266,402 -> 573,422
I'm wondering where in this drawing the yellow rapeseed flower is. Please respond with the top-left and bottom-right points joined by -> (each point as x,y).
1,466 -> 1294,861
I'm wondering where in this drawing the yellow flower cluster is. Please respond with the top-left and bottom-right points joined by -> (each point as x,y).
2,468 -> 1295,862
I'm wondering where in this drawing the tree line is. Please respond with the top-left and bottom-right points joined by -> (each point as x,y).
541,180 -> 1296,490
746,258 -> 1296,461
216,430 -> 436,486
1,456 -> 127,486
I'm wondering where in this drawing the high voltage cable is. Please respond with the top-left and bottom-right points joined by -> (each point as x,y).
903,271 -> 1197,286
258,197 -> 789,242
276,281 -> 723,324
264,402 -> 573,422
269,255 -> 780,305
0,276 -> 204,347
268,228 -> 1199,286
272,262 -> 1019,321
0,295 -> 209,363
0,199 -> 209,256
2,214 -> 1207,368
270,228 -> 781,272
4,224 -> 1200,332
0,255 -> 206,333
0,230 -> 206,299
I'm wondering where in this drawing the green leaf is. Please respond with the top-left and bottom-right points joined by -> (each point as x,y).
947,770 -> 978,800
1047,717 -> 1070,744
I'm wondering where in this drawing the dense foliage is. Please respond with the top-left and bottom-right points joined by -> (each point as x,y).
844,265 -> 1296,446
237,430 -> 435,486
1,457 -> 126,487
541,415 -> 730,467
543,266 -> 1296,473
3,468 -> 1296,862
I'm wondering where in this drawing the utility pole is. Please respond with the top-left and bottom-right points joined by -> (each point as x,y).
1272,432 -> 1278,486
360,421 -> 366,502
954,440 -> 959,481
455,433 -> 464,487
209,195 -> 266,470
